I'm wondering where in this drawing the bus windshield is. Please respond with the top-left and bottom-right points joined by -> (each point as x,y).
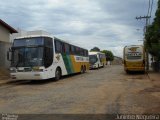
11,37 -> 53,68
89,55 -> 98,64
11,47 -> 44,67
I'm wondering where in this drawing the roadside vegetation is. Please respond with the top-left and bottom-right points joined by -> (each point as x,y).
145,0 -> 160,62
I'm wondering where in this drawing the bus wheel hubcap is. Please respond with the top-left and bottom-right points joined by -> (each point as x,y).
56,70 -> 60,79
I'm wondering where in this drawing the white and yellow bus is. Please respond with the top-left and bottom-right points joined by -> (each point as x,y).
8,32 -> 89,80
89,51 -> 106,69
123,45 -> 145,73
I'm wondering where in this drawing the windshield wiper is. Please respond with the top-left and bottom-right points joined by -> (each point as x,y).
16,52 -> 24,68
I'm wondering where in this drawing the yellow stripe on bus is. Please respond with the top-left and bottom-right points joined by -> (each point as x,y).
70,55 -> 89,73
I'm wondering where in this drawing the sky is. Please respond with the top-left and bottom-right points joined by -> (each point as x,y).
0,0 -> 158,57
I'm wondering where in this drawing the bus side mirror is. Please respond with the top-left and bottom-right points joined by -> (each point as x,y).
7,48 -> 12,61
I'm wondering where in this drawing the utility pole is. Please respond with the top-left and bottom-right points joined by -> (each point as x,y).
136,15 -> 151,72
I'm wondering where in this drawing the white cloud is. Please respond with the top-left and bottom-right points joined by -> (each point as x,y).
0,0 -> 158,57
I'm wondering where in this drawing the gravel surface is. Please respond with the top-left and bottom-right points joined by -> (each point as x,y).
0,65 -> 159,114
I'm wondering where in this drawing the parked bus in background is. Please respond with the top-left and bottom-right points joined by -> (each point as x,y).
89,51 -> 106,69
8,31 -> 89,80
123,45 -> 145,73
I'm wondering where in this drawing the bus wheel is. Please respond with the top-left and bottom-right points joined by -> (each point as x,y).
97,65 -> 99,70
83,65 -> 86,73
55,68 -> 61,80
142,70 -> 145,74
126,70 -> 129,74
81,66 -> 84,73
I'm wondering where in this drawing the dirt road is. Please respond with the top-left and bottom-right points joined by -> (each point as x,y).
0,65 -> 159,114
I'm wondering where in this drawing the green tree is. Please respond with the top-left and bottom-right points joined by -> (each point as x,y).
90,47 -> 100,52
145,0 -> 160,61
101,50 -> 114,61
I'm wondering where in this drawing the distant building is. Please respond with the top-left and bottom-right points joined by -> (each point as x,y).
0,19 -> 17,69
112,56 -> 123,65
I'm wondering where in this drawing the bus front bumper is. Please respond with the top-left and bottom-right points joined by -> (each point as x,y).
125,67 -> 145,71
10,72 -> 48,80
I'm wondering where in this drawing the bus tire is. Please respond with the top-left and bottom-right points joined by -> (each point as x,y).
55,67 -> 61,81
83,65 -> 86,73
97,65 -> 99,70
126,70 -> 129,74
81,66 -> 84,73
142,70 -> 145,74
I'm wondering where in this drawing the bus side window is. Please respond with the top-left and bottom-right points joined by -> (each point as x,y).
69,45 -> 72,54
44,47 -> 53,68
71,45 -> 75,55
75,47 -> 78,55
62,43 -> 65,53
84,50 -> 87,57
80,49 -> 84,56
77,47 -> 81,56
74,46 -> 77,55
44,37 -> 53,68
84,50 -> 86,57
64,43 -> 70,54
55,40 -> 62,53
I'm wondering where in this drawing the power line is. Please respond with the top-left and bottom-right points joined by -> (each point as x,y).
149,0 -> 154,16
149,0 -> 154,24
147,0 -> 151,16
136,16 -> 151,20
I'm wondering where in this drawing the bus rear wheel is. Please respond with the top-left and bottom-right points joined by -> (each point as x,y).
55,68 -> 61,80
97,64 -> 99,70
126,70 -> 129,74
81,66 -> 84,73
83,65 -> 86,73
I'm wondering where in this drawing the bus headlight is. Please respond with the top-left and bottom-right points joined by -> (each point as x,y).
32,67 -> 44,72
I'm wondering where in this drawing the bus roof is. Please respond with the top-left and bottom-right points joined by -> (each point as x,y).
124,45 -> 143,48
89,51 -> 105,55
13,30 -> 88,51
124,45 -> 143,50
15,30 -> 53,39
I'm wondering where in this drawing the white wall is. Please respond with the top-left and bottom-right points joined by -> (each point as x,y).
0,25 -> 10,43
0,24 -> 11,68
0,41 -> 11,68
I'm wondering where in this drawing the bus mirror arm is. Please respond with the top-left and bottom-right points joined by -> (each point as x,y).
7,48 -> 12,61
9,48 -> 12,51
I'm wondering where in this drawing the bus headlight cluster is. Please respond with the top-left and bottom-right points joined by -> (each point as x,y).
34,69 -> 43,72
32,67 -> 44,72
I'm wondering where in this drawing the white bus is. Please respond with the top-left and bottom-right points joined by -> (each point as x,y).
8,33 -> 89,80
89,52 -> 106,69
